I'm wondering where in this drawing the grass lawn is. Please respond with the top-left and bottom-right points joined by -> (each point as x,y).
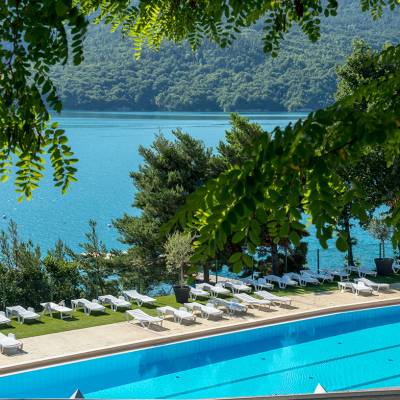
2,273 -> 400,339
0,295 -> 182,339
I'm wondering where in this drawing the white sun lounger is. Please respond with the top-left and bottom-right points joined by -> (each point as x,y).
280,275 -> 299,287
197,283 -> 230,297
285,273 -> 319,286
233,293 -> 272,309
122,290 -> 156,306
357,267 -> 377,278
71,298 -> 106,315
354,278 -> 390,292
243,277 -> 274,291
40,302 -> 73,320
264,274 -> 298,289
0,333 -> 23,355
345,265 -> 377,278
240,277 -> 257,286
156,306 -> 196,324
98,295 -> 131,311
126,309 -> 163,328
223,280 -> 252,293
190,287 -> 210,300
301,270 -> 333,282
338,281 -> 354,292
300,274 -> 320,285
327,269 -> 350,281
345,265 -> 360,274
264,275 -> 281,286
0,311 -> 11,326
6,306 -> 40,324
255,290 -> 292,306
184,302 -> 224,319
255,278 -> 274,290
212,298 -> 248,316
351,281 -> 374,295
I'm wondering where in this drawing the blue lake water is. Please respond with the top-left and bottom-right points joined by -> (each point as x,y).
1,305 -> 400,398
0,111 -> 391,268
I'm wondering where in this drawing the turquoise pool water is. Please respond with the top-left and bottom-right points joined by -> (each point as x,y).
2,305 -> 400,398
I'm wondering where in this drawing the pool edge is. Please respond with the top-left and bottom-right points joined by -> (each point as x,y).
2,296 -> 400,376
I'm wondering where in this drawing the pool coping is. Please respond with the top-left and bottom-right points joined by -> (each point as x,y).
2,296 -> 400,376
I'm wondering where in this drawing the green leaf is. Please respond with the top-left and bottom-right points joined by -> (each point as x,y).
232,230 -> 246,243
228,252 -> 242,263
289,231 -> 300,246
243,254 -> 253,268
336,236 -> 348,252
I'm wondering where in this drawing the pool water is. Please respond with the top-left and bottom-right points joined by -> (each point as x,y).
1,306 -> 400,398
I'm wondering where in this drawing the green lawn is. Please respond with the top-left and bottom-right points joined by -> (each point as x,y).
0,295 -> 182,339
2,273 -> 400,339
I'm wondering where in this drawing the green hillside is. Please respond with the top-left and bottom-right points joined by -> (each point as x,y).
52,2 -> 399,112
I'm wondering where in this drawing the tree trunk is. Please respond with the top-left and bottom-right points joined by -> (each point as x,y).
203,264 -> 210,283
271,243 -> 280,275
180,265 -> 184,287
343,215 -> 354,266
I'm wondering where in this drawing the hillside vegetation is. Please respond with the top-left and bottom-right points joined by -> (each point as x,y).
52,2 -> 399,112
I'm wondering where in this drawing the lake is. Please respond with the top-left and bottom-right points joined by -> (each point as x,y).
0,111 -> 391,268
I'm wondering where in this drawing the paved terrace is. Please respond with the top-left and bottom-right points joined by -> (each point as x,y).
1,287 -> 400,374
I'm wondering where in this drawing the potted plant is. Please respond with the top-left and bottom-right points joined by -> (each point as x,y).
164,231 -> 194,303
368,216 -> 393,276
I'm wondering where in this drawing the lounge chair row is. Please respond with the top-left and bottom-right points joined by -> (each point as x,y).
1,289 -> 158,326
125,290 -> 293,328
193,278 -> 273,299
240,265 -> 381,289
338,277 -> 390,295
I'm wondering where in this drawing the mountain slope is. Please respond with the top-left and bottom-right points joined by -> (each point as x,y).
52,2 -> 399,112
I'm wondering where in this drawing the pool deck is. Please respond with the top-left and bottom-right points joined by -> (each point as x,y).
1,288 -> 400,375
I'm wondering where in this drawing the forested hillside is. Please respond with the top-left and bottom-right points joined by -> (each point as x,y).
52,2 -> 399,112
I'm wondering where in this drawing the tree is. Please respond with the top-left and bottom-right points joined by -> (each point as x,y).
0,0 -> 85,200
71,220 -> 116,298
333,40 -> 400,265
0,221 -> 48,308
335,40 -> 398,102
1,1 -> 399,198
217,114 -> 266,168
114,130 -> 218,285
112,248 -> 166,293
166,41 -> 400,265
215,114 -> 308,274
43,240 -> 81,302
164,232 -> 194,287
368,216 -> 393,258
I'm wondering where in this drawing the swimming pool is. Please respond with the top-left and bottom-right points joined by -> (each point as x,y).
1,305 -> 400,398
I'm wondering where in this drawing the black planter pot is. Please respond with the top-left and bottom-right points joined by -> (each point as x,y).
173,285 -> 190,303
374,258 -> 394,276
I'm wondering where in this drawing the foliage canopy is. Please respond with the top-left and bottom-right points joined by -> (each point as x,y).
1,0 -> 399,199
165,41 -> 400,269
2,0 -> 400,271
